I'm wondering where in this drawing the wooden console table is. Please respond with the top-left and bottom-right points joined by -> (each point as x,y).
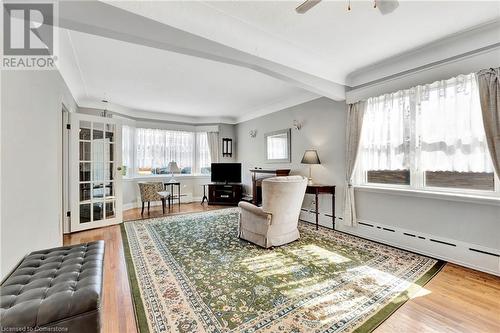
250,168 -> 291,205
306,184 -> 336,230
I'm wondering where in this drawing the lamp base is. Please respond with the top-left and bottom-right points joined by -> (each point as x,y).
168,173 -> 177,183
308,178 -> 314,185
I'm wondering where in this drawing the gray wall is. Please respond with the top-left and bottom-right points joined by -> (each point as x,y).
236,97 -> 347,216
235,96 -> 499,272
219,123 -> 236,162
1,70 -> 77,279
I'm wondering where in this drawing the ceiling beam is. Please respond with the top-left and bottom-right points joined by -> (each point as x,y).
56,1 -> 345,101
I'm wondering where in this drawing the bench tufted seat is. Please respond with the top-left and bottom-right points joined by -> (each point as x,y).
0,241 -> 104,332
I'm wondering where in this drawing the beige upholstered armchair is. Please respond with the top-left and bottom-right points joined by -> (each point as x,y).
138,182 -> 170,215
238,175 -> 308,248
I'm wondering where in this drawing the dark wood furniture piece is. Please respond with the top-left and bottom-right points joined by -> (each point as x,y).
201,184 -> 209,204
305,184 -> 336,230
250,168 -> 291,205
208,183 -> 242,205
164,182 -> 186,209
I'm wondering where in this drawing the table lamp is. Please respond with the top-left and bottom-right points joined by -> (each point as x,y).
301,150 -> 321,185
167,161 -> 180,183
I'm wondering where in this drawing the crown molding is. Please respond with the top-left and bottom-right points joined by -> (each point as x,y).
346,19 -> 500,88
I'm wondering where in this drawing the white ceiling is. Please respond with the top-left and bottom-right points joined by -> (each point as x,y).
61,29 -> 317,122
203,0 -> 500,81
59,1 -> 500,122
109,0 -> 500,84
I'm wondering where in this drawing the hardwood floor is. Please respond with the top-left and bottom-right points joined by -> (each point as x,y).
63,224 -> 137,333
64,204 -> 500,333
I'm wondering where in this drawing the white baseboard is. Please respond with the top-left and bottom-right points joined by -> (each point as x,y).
123,195 -> 202,210
300,210 -> 500,276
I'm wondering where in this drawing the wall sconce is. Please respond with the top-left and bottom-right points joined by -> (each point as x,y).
293,119 -> 302,131
249,129 -> 257,138
222,138 -> 233,157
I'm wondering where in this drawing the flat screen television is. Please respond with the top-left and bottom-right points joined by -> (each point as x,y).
211,163 -> 241,183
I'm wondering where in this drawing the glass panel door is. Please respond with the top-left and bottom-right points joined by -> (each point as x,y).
70,113 -> 122,232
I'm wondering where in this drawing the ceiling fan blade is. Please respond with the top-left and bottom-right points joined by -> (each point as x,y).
295,0 -> 322,14
377,0 -> 399,15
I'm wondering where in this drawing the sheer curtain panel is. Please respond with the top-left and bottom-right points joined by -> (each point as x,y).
135,128 -> 194,170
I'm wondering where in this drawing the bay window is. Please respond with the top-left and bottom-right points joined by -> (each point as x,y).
122,126 -> 212,176
356,73 -> 498,194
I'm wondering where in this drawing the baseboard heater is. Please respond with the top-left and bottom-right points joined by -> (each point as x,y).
299,209 -> 500,276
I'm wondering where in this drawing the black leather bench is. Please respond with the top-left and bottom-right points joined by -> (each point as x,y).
0,241 -> 104,332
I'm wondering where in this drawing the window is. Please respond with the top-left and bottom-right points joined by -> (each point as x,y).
356,73 -> 498,194
361,90 -> 411,185
122,126 -> 212,176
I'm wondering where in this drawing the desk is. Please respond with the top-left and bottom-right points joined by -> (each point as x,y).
250,169 -> 291,205
305,184 -> 336,230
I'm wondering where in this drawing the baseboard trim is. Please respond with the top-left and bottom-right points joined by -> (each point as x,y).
299,210 -> 500,276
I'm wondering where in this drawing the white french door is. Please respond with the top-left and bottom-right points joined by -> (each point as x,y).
69,113 -> 123,232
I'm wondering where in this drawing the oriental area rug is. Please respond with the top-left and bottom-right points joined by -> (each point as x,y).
122,208 -> 444,333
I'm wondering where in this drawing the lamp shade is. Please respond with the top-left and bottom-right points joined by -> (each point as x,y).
167,161 -> 180,173
301,150 -> 320,164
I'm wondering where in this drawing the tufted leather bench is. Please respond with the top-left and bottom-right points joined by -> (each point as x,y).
0,241 -> 104,332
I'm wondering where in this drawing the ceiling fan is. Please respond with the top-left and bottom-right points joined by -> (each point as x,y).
296,0 -> 400,15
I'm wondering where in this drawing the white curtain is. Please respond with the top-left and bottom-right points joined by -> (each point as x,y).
344,102 -> 366,227
135,128 -> 194,170
419,73 -> 493,173
359,73 -> 493,175
207,132 -> 219,163
196,132 -> 211,172
360,90 -> 411,171
122,125 -> 134,175
477,68 -> 500,176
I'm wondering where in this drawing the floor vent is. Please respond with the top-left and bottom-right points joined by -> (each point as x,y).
418,236 -> 426,240
359,222 -> 374,227
469,248 -> 500,257
382,228 -> 395,232
403,232 -> 416,237
430,238 -> 456,247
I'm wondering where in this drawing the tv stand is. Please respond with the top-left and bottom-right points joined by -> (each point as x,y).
208,183 -> 242,206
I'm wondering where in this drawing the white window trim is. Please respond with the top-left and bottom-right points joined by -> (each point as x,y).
122,126 -> 215,178
355,167 -> 499,198
354,184 -> 500,206
354,72 -> 499,197
123,174 -> 211,181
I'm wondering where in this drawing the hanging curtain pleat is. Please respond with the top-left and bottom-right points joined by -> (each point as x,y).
477,67 -> 500,176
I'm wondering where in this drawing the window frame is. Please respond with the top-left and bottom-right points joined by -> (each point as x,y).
354,74 -> 500,198
355,168 -> 499,198
121,126 -> 213,178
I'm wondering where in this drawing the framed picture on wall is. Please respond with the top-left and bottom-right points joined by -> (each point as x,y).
264,128 -> 291,163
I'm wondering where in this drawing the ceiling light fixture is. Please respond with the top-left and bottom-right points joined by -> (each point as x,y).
296,0 -> 399,15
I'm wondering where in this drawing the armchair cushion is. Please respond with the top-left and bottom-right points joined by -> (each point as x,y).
238,201 -> 269,218
138,182 -> 164,202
